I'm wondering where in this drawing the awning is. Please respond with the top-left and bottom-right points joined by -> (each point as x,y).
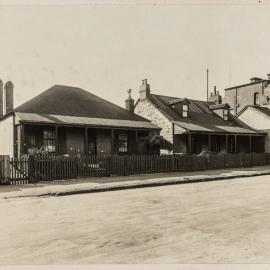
15,112 -> 160,130
173,121 -> 262,135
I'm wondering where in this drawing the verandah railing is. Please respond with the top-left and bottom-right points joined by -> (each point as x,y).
2,153 -> 270,184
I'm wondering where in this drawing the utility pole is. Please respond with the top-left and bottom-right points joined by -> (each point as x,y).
206,69 -> 209,102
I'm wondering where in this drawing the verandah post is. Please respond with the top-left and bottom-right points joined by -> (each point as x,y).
225,134 -> 229,153
208,134 -> 211,152
55,126 -> 59,155
85,127 -> 88,155
249,135 -> 252,153
188,133 -> 192,154
234,135 -> 237,153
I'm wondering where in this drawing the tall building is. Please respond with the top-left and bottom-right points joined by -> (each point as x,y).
224,74 -> 270,115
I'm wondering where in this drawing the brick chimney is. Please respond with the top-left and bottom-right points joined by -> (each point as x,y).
0,79 -> 3,117
139,79 -> 150,100
125,89 -> 135,113
4,81 -> 14,114
208,86 -> 222,104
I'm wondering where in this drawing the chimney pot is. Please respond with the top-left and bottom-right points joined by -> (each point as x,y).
4,81 -> 14,114
125,89 -> 134,113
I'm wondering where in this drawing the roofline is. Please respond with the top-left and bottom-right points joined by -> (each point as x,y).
225,79 -> 269,91
17,120 -> 161,130
0,111 -> 14,123
230,109 -> 263,132
209,103 -> 230,110
150,93 -> 211,104
236,105 -> 252,117
186,130 -> 266,136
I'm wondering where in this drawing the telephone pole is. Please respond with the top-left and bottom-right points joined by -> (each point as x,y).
206,69 -> 209,102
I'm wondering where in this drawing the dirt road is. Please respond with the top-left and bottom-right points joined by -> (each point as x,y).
1,175 -> 270,264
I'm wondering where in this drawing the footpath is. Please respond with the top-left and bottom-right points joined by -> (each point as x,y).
1,165 -> 270,199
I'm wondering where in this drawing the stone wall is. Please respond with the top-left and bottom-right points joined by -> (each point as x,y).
134,98 -> 173,144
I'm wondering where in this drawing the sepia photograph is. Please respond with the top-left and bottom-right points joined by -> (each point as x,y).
1,0 -> 270,267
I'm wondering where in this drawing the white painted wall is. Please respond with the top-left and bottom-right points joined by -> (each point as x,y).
238,107 -> 270,152
0,116 -> 14,157
238,107 -> 270,129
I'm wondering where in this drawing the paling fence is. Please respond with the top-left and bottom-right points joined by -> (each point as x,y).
1,153 -> 270,184
0,156 -> 10,184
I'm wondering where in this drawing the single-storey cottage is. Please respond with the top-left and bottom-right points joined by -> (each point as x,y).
134,79 -> 266,154
0,82 -> 160,157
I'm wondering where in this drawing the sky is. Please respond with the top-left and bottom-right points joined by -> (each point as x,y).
0,0 -> 270,108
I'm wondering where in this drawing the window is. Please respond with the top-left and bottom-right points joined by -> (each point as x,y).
254,92 -> 259,106
223,109 -> 229,120
26,135 -> 36,148
182,104 -> 189,118
43,129 -> 56,152
118,134 -> 128,154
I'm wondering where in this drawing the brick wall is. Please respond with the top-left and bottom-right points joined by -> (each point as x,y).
134,98 -> 173,144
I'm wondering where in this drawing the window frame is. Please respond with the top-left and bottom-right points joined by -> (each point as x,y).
223,109 -> 229,120
254,92 -> 259,106
43,129 -> 56,153
118,133 -> 128,154
182,104 -> 189,118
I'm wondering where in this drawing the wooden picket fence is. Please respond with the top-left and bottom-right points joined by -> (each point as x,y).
1,153 -> 270,184
26,152 -> 270,182
9,157 -> 30,185
0,155 -> 10,184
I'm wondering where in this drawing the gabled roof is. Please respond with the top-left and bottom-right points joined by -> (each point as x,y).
147,94 -> 262,135
11,85 -> 160,130
238,105 -> 270,118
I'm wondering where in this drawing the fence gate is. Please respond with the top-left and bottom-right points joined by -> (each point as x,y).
9,157 -> 29,185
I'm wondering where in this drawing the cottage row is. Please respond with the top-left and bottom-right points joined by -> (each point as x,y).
0,77 -> 268,157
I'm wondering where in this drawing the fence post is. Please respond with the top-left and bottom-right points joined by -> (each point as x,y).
5,156 -> 10,182
1,156 -> 11,184
28,155 -> 36,183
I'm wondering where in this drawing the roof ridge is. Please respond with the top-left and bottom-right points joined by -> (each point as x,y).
150,93 -> 211,104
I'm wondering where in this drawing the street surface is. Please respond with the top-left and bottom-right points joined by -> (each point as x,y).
1,175 -> 270,264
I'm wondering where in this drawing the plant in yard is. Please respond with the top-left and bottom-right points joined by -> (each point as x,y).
27,147 -> 51,158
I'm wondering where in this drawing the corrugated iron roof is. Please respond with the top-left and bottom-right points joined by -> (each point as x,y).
14,85 -> 151,122
149,94 -> 262,135
16,112 -> 159,130
251,106 -> 270,117
209,103 -> 229,110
